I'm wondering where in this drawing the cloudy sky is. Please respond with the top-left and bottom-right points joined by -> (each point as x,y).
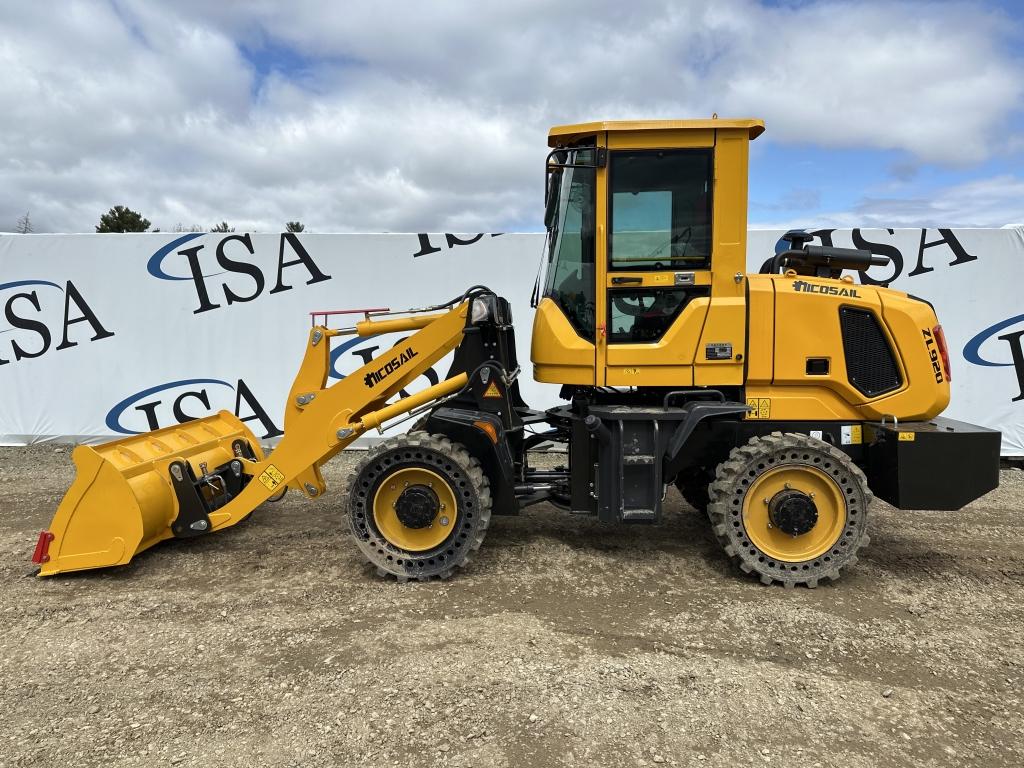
1,0 -> 1022,233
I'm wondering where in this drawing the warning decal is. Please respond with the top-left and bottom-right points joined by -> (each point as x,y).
746,398 -> 771,419
841,424 -> 863,445
258,464 -> 285,490
483,382 -> 502,399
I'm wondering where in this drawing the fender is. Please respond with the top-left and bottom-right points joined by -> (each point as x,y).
423,407 -> 519,516
663,400 -> 752,473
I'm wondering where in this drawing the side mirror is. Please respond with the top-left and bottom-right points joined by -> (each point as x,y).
544,166 -> 562,230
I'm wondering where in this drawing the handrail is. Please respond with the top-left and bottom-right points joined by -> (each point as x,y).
309,307 -> 390,327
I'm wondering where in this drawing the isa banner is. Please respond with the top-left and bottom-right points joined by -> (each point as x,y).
1,228 -> 1022,455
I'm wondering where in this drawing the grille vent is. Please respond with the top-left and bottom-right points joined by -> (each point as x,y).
839,308 -> 902,397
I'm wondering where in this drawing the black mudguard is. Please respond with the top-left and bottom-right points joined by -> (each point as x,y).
422,407 -> 520,515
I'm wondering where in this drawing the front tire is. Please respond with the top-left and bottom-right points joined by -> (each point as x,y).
708,432 -> 871,588
344,433 -> 491,581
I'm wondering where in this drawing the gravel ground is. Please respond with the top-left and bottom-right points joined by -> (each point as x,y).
1,445 -> 1022,768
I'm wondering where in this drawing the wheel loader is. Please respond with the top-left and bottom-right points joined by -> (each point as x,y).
32,118 -> 1001,587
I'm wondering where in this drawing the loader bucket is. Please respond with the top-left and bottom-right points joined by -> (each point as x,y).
35,412 -> 264,576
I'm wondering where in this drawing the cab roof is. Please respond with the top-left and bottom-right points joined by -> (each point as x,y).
547,118 -> 765,147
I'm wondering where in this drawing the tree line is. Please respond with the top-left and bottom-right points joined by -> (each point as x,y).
9,207 -> 306,234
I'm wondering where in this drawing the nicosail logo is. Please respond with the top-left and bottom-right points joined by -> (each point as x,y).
363,346 -> 418,389
792,280 -> 860,298
329,334 -> 440,397
146,233 -> 331,314
106,377 -> 283,439
0,279 -> 114,366
963,314 -> 1024,403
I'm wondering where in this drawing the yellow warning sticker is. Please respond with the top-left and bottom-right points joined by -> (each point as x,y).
483,381 -> 502,399
746,398 -> 771,419
898,431 -> 916,442
258,464 -> 285,490
841,424 -> 863,445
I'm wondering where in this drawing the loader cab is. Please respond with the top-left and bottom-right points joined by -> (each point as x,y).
531,119 -> 764,388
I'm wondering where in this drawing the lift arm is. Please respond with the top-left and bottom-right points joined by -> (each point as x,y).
209,298 -> 475,530
273,302 -> 471,490
35,296 -> 478,575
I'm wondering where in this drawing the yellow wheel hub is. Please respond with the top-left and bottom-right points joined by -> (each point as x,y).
742,466 -> 847,563
372,467 -> 457,552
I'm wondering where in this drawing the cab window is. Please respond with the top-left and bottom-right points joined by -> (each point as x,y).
543,146 -> 596,341
609,150 -> 713,271
608,287 -> 708,343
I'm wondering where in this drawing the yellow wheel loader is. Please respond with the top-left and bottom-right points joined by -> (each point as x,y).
32,119 -> 1001,587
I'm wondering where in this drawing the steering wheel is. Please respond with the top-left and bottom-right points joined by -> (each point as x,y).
612,292 -> 649,317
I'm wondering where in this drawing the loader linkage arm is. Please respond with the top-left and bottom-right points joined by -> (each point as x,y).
36,287 -> 499,576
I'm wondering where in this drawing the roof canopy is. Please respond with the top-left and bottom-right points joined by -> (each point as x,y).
548,118 -> 764,147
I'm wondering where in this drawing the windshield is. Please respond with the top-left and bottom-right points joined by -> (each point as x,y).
543,147 -> 596,341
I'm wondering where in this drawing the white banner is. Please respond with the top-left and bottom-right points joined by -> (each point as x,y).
1,228 -> 1022,455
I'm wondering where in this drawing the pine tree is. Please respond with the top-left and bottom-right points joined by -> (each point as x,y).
96,206 -> 151,232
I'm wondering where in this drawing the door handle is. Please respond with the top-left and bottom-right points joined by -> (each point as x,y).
611,276 -> 643,285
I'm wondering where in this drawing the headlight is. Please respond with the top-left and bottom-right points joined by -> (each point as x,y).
470,297 -> 494,324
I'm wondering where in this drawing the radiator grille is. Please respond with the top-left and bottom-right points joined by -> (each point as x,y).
839,308 -> 902,397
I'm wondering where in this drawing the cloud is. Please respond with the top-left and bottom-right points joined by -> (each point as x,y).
751,173 -> 1024,229
853,174 -> 1024,227
0,0 -> 1021,232
713,2 -> 1023,165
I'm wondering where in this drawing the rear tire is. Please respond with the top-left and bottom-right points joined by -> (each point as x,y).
708,432 -> 871,588
344,432 -> 491,581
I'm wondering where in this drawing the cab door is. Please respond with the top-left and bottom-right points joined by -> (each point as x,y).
600,131 -> 749,388
531,138 -> 602,385
602,143 -> 714,386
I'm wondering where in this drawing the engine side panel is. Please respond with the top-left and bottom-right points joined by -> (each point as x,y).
745,274 -> 950,422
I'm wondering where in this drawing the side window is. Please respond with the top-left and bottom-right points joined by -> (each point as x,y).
608,287 -> 708,343
609,150 -> 713,271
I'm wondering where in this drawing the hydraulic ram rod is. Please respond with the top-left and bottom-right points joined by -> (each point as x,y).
356,373 -> 468,433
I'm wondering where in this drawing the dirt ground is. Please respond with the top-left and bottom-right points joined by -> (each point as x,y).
1,445 -> 1022,768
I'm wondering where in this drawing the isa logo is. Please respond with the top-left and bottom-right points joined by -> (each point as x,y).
0,279 -> 114,366
772,228 -> 977,285
146,233 -> 331,314
106,377 -> 282,439
964,315 -> 1024,403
